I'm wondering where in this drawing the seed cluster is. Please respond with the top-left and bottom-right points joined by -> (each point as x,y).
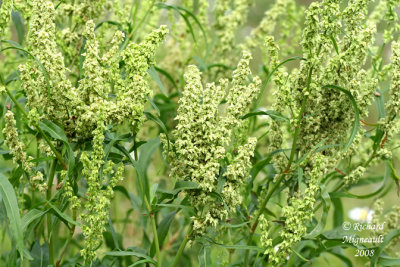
163,51 -> 260,236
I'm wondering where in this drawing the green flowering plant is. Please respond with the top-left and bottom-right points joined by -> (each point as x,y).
1,0 -> 400,266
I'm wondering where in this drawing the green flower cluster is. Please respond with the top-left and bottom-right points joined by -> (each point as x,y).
163,51 -> 260,236
385,41 -> 400,135
214,0 -> 250,55
19,0 -> 168,139
243,0 -> 298,52
372,199 -> 400,256
262,154 -> 327,264
0,0 -> 12,37
3,111 -> 47,193
344,166 -> 366,186
277,0 -> 377,160
79,112 -> 125,262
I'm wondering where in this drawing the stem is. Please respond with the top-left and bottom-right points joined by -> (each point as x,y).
47,159 -> 57,264
171,224 -> 193,267
144,197 -> 161,267
243,67 -> 312,266
56,209 -> 77,267
4,86 -> 67,170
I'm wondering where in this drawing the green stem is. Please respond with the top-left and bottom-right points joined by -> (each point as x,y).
56,209 -> 77,267
171,224 -> 193,267
144,197 -> 161,267
47,159 -> 57,264
4,86 -> 67,170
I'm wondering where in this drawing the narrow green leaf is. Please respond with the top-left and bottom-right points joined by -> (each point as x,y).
331,198 -> 343,229
378,256 -> 400,266
329,35 -> 339,55
38,119 -> 75,174
11,11 -> 25,45
148,66 -> 168,97
0,174 -> 25,259
150,211 -> 176,256
128,259 -> 155,267
371,229 -> 400,266
156,3 -> 208,47
291,248 -> 312,263
104,251 -> 156,264
47,202 -> 81,227
144,112 -> 169,154
21,209 -> 47,232
172,180 -> 199,194
242,110 -> 289,122
154,66 -> 179,91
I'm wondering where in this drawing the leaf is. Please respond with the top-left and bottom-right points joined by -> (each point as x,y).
145,95 -> 161,116
29,240 -> 49,267
198,244 -> 212,267
154,66 -> 178,91
38,119 -> 75,174
148,66 -> 168,97
0,43 -> 51,96
150,211 -> 176,256
241,110 -> 289,122
328,250 -> 353,267
128,259 -> 155,267
329,35 -> 339,55
291,248 -> 312,263
104,251 -> 157,265
47,202 -> 81,227
199,236 -> 264,251
330,163 -> 390,199
155,3 -> 208,48
114,144 -> 148,201
375,88 -> 385,120
95,20 -> 124,32
155,203 -> 194,211
172,180 -> 199,194
220,221 -> 250,228
0,174 -> 25,259
11,11 -> 25,45
322,84 -> 359,154
331,198 -> 343,229
21,209 -> 47,232
378,256 -> 400,266
250,157 -> 271,179
144,112 -> 168,136
370,229 -> 400,266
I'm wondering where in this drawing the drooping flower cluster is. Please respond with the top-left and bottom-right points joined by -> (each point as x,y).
372,199 -> 400,257
262,154 -> 327,264
214,0 -> 250,56
163,51 -> 260,236
19,0 -> 168,139
0,0 -> 12,37
78,111 -> 125,262
385,41 -> 400,136
344,166 -> 366,186
14,0 -> 168,262
243,0 -> 302,55
2,111 -> 47,193
285,0 -> 377,159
